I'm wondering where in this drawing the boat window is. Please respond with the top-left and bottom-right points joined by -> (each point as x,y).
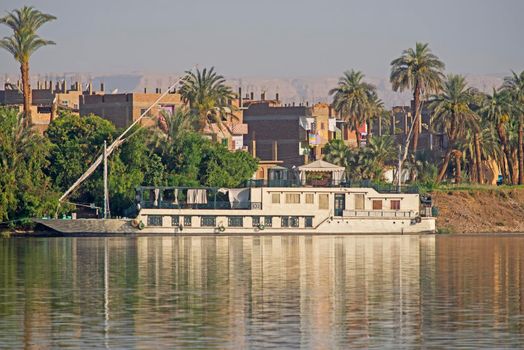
372,200 -> 383,210
305,193 -> 314,204
290,216 -> 299,227
201,216 -> 216,227
319,194 -> 329,209
184,216 -> 192,227
390,200 -> 401,210
281,217 -> 289,227
252,216 -> 260,227
305,216 -> 313,228
354,194 -> 365,210
271,193 -> 280,204
171,216 -> 179,226
264,216 -> 273,227
147,215 -> 162,226
228,216 -> 243,227
285,193 -> 300,204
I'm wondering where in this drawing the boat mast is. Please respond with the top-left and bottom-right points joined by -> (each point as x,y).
103,140 -> 110,219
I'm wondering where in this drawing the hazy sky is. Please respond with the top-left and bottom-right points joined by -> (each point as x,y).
1,0 -> 523,78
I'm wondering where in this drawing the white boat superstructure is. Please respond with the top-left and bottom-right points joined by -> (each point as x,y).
135,184 -> 435,234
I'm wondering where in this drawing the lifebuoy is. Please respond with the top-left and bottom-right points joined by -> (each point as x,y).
415,216 -> 422,223
218,225 -> 226,233
138,221 -> 145,230
131,219 -> 139,228
178,224 -> 183,231
258,224 -> 265,231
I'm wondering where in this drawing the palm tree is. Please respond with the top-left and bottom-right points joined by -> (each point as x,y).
153,108 -> 196,160
482,89 -> 516,184
429,74 -> 480,183
367,92 -> 385,137
0,6 -> 56,127
323,139 -> 349,167
329,70 -> 376,147
390,42 -> 445,157
366,135 -> 396,166
178,67 -> 235,131
502,70 -> 524,184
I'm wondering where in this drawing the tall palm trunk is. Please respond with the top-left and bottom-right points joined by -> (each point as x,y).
518,120 -> 524,185
474,133 -> 484,184
411,84 -> 421,155
354,129 -> 361,148
497,123 -> 515,184
436,148 -> 453,183
21,60 -> 32,127
436,117 -> 456,183
454,152 -> 462,184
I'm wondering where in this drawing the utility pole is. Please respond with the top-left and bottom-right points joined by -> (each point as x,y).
103,140 -> 110,219
398,145 -> 402,192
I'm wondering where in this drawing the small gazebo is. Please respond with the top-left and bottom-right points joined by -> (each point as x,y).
298,159 -> 345,186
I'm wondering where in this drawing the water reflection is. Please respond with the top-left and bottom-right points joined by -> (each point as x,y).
1,235 -> 524,348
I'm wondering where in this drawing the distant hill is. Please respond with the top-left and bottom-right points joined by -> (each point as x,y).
6,72 -> 505,108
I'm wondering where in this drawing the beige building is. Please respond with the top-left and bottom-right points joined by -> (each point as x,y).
0,80 -> 92,132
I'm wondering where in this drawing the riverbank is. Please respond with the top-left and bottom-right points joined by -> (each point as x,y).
432,188 -> 524,234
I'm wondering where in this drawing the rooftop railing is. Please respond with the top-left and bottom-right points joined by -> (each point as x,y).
243,179 -> 419,194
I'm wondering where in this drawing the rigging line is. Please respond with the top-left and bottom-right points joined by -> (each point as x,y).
59,68 -> 195,202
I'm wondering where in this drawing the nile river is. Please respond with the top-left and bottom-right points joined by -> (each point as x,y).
1,235 -> 524,349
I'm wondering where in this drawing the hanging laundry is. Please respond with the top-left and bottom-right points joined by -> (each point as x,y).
187,189 -> 208,204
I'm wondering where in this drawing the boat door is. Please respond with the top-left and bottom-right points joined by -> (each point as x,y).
334,194 -> 345,216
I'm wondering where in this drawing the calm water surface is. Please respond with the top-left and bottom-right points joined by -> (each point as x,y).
1,235 -> 524,349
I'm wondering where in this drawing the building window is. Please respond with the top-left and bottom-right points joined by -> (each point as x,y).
271,193 -> 280,204
290,216 -> 299,227
305,193 -> 314,204
252,216 -> 260,227
228,216 -> 243,227
285,193 -> 300,204
319,194 -> 329,209
201,216 -> 216,227
147,215 -> 162,226
184,216 -> 192,227
264,216 -> 273,227
281,216 -> 289,227
305,217 -> 313,228
372,200 -> 383,210
321,122 -> 325,130
390,200 -> 401,210
171,216 -> 179,226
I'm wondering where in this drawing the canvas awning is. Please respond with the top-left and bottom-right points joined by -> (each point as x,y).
298,159 -> 345,184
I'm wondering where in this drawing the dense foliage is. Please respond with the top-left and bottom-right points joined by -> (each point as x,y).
0,108 -> 258,222
0,108 -> 59,222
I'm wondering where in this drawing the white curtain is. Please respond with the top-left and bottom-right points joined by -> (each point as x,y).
187,189 -> 208,204
228,188 -> 250,209
153,189 -> 160,207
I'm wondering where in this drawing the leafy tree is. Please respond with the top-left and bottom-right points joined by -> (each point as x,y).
0,107 -> 58,221
45,112 -> 116,204
179,67 -> 235,131
329,69 -> 376,147
0,6 -> 56,127
429,74 -> 480,183
390,42 -> 445,157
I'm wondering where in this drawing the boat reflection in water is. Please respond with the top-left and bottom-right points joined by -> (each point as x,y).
1,235 -> 524,348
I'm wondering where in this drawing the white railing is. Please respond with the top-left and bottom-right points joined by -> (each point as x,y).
343,210 -> 415,218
